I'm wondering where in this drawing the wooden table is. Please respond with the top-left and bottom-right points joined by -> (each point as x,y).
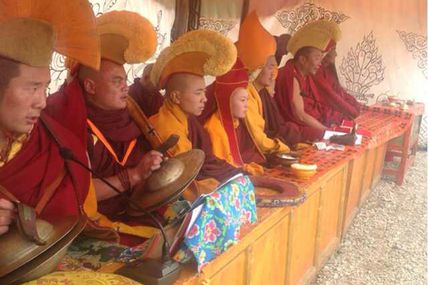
381,103 -> 425,185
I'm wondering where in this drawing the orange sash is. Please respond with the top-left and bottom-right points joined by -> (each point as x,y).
87,119 -> 137,166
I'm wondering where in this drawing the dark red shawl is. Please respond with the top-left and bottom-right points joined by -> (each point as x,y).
274,59 -> 342,134
128,78 -> 164,118
313,64 -> 361,119
0,114 -> 90,222
258,88 -> 303,145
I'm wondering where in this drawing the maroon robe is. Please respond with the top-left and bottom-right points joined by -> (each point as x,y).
47,77 -> 151,220
235,120 -> 265,165
0,113 -> 90,222
128,78 -> 164,117
187,115 -> 241,182
313,64 -> 361,119
258,88 -> 303,145
274,60 -> 341,138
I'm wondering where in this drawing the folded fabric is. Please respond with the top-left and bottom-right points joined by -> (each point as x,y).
178,175 -> 257,271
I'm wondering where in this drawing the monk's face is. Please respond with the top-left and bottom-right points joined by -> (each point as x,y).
86,60 -> 129,110
256,56 -> 278,87
170,74 -> 207,116
230,87 -> 249,119
0,64 -> 49,136
299,47 -> 323,75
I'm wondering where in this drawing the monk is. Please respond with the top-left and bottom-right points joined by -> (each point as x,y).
312,46 -> 361,120
204,59 -> 305,204
275,20 -> 346,135
0,0 -> 99,234
46,11 -> 164,245
128,63 -> 164,117
235,11 -> 291,153
149,30 -> 243,195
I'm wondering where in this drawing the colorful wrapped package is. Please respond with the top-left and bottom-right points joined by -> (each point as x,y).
180,175 -> 257,271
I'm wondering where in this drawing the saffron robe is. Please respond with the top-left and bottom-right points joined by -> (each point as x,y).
149,100 -> 241,189
245,83 -> 290,153
204,112 -> 265,176
274,60 -> 341,138
313,64 -> 361,119
128,78 -> 164,118
0,114 -> 90,222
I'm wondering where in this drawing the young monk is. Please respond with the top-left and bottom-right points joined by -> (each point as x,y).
149,29 -> 242,195
128,63 -> 164,117
204,59 -> 305,204
235,11 -> 291,153
275,20 -> 347,135
46,11 -> 164,245
312,46 -> 361,120
0,0 -> 99,234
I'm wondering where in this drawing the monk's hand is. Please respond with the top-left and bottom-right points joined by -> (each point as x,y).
129,150 -> 164,185
0,199 -> 16,236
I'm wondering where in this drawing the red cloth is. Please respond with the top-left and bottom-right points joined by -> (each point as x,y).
312,64 -> 361,119
128,78 -> 164,117
0,114 -> 90,222
46,78 -> 88,147
187,115 -> 241,181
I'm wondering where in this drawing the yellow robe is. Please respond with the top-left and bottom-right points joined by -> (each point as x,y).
83,179 -> 159,241
149,99 -> 220,196
204,112 -> 264,175
245,82 -> 290,154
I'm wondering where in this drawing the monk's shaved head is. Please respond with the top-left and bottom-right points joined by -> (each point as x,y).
165,73 -> 203,96
0,56 -> 20,96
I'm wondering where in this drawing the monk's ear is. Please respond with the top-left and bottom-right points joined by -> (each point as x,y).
169,90 -> 181,104
82,78 -> 96,95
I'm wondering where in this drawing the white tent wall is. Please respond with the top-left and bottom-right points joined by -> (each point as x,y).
46,0 -> 427,146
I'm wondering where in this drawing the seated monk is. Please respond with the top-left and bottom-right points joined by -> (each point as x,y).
46,11 -> 165,245
0,0 -> 99,233
237,11 -> 322,146
128,63 -> 164,117
204,59 -> 305,204
235,11 -> 291,153
312,46 -> 361,120
275,20 -> 347,135
149,29 -> 242,196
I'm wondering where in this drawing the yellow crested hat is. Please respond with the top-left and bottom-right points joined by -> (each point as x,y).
151,29 -> 237,89
0,0 -> 99,69
236,11 -> 277,71
287,20 -> 341,56
97,11 -> 157,65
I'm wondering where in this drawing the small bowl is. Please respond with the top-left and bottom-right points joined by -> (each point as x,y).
268,152 -> 299,167
290,163 -> 317,179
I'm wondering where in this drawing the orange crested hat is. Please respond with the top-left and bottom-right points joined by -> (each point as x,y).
0,0 -> 99,69
287,20 -> 341,56
150,29 -> 237,89
236,11 -> 277,72
97,11 -> 157,65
